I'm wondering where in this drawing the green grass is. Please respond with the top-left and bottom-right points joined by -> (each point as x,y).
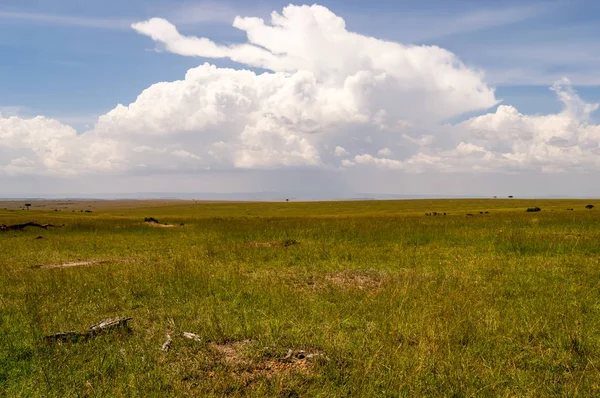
2,199 -> 600,397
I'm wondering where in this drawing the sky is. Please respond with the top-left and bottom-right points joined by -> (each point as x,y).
1,0 -> 600,198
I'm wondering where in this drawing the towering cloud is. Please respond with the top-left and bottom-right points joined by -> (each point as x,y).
1,4 -> 599,181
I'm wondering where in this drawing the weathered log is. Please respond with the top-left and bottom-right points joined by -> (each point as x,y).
88,316 -> 132,335
44,316 -> 133,344
0,222 -> 64,232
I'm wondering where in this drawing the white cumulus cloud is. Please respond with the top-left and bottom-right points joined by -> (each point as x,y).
377,148 -> 392,157
334,146 -> 349,157
1,4 -> 599,187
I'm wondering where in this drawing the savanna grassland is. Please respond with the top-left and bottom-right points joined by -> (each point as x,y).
2,198 -> 600,397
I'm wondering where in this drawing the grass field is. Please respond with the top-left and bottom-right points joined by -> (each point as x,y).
2,198 -> 600,397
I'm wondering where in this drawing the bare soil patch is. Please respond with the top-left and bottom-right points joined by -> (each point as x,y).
207,341 -> 323,380
209,340 -> 252,365
144,222 -> 176,228
325,270 -> 385,291
34,259 -> 120,270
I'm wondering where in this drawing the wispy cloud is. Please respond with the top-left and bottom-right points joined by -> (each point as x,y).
425,4 -> 553,39
0,105 -> 27,117
486,68 -> 600,86
0,2 -> 252,31
466,35 -> 600,86
159,2 -> 247,25
144,1 -> 275,26
0,10 -> 132,30
344,2 -> 565,43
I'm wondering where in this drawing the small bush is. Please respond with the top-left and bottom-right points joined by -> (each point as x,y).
526,207 -> 541,212
586,204 -> 595,210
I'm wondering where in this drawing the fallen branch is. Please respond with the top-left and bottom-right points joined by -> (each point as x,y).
0,222 -> 64,232
44,316 -> 132,343
44,331 -> 86,343
88,317 -> 132,336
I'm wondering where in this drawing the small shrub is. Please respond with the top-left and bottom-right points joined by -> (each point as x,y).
526,207 -> 541,212
586,204 -> 595,210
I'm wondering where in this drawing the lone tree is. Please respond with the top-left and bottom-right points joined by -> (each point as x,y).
586,204 -> 595,210
508,196 -> 514,199
24,203 -> 31,210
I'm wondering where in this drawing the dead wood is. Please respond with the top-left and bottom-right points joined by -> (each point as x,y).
44,331 -> 86,343
44,316 -> 133,344
0,222 -> 64,232
88,316 -> 132,335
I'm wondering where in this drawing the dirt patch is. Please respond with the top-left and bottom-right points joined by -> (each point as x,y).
209,340 -> 252,365
144,222 -> 176,228
325,270 -> 385,291
35,259 -> 117,270
246,239 -> 299,248
260,358 -> 312,377
207,341 -> 322,380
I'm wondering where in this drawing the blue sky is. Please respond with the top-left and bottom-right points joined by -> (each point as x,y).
2,0 -> 599,129
2,1 -> 600,197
